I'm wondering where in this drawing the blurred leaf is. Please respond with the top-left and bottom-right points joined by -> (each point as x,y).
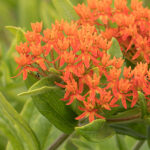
25,75 -> 77,134
21,100 -> 52,150
7,99 -> 52,150
5,26 -> 25,38
75,119 -> 115,142
40,1 -> 60,28
0,93 -> 40,150
107,37 -> 123,58
18,0 -> 39,29
0,118 -> 24,150
110,119 -> 147,140
0,132 -> 7,150
51,0 -> 79,21
115,135 -> 128,150
0,1 -> 16,30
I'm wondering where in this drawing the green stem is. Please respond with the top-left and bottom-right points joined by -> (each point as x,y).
132,140 -> 145,150
48,133 -> 72,150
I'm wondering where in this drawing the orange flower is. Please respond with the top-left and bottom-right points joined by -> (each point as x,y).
56,76 -> 84,105
31,22 -> 42,33
75,101 -> 105,122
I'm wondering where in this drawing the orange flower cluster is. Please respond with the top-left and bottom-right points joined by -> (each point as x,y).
74,0 -> 150,64
14,0 -> 150,122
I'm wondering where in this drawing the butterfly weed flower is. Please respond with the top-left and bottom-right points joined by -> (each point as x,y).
13,0 -> 150,123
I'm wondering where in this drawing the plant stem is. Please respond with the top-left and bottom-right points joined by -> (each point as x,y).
132,140 -> 145,150
48,133 -> 72,150
106,113 -> 141,123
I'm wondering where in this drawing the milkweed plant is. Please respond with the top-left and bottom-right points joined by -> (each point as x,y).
2,0 -> 150,149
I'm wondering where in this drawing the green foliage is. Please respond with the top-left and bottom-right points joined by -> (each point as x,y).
51,0 -> 79,22
0,93 -> 40,150
75,119 -> 115,142
0,0 -> 150,150
24,75 -> 78,134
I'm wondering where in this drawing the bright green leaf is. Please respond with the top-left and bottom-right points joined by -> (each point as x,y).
75,119 -> 115,142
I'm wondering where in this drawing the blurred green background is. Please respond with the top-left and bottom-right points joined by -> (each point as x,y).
0,0 -> 150,150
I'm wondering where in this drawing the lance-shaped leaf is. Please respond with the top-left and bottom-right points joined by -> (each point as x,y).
0,92 -> 40,150
75,119 -> 115,142
24,75 -> 78,134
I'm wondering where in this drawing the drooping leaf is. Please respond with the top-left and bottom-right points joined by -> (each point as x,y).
0,93 -> 40,150
25,75 -> 78,134
75,119 -> 115,142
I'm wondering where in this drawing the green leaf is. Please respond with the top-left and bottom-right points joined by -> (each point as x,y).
110,119 -> 147,140
18,0 -> 39,29
0,1 -> 16,30
5,26 -> 25,38
107,37 -> 123,58
75,119 -> 115,142
18,86 -> 56,96
0,93 -> 40,150
26,75 -> 77,134
71,134 -> 118,150
115,135 -> 128,150
21,100 -> 52,150
51,0 -> 79,21
40,1 -> 60,28
5,26 -> 25,60
0,118 -> 24,150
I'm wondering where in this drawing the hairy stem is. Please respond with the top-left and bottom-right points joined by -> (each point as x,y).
48,133 -> 72,150
132,140 -> 145,150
